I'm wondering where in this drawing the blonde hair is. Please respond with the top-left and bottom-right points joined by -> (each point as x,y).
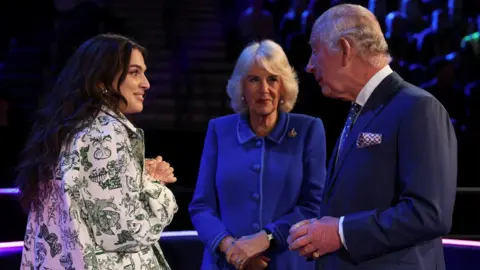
312,4 -> 391,68
226,40 -> 298,114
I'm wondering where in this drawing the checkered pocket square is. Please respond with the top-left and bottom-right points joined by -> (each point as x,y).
356,132 -> 382,148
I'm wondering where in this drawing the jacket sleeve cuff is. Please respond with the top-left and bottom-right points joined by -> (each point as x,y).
210,230 -> 230,260
338,216 -> 348,250
264,223 -> 286,248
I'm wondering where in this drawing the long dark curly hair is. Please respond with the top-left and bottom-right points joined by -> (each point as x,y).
16,33 -> 147,210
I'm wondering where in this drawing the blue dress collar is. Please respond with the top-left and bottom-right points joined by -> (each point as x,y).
236,111 -> 289,144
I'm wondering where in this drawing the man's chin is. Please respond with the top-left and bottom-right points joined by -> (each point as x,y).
321,88 -> 345,100
321,87 -> 334,98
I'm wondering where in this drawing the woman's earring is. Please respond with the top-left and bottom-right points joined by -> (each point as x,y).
102,88 -> 108,94
241,96 -> 245,101
280,99 -> 284,104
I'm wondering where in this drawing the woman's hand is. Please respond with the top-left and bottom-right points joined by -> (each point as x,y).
245,256 -> 270,270
145,156 -> 177,184
226,231 -> 271,269
219,236 -> 236,253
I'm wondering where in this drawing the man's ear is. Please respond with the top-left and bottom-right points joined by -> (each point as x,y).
338,37 -> 352,67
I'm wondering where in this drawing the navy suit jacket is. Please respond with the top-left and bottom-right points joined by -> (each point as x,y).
317,72 -> 457,270
189,112 -> 326,270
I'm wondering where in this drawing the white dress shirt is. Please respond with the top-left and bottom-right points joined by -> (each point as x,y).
338,65 -> 393,250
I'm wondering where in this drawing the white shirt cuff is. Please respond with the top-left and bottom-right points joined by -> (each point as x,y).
338,216 -> 348,250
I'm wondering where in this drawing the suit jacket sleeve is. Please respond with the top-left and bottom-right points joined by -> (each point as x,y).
188,120 -> 229,261
342,96 -> 457,262
264,118 -> 326,249
73,120 -> 177,252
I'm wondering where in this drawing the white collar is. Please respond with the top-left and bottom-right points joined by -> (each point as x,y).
355,65 -> 393,106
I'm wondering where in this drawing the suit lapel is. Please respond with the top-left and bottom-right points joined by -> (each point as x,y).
324,72 -> 404,199
332,104 -> 383,179
325,137 -> 340,189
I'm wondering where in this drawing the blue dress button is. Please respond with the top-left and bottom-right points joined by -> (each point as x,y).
252,164 -> 261,172
252,193 -> 260,201
256,140 -> 263,147
252,223 -> 260,230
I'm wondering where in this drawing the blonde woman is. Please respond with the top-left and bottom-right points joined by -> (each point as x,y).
189,40 -> 326,270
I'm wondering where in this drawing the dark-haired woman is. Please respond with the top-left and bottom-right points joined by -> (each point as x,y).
17,33 -> 178,270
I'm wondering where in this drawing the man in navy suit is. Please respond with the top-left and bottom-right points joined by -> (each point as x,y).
287,4 -> 457,270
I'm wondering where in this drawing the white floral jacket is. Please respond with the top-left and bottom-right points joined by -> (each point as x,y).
21,108 -> 178,270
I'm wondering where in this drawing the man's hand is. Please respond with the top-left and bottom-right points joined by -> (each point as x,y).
288,216 -> 342,259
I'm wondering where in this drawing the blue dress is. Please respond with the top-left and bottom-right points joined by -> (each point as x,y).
189,112 -> 327,270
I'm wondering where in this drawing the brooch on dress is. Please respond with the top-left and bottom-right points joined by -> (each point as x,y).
288,128 -> 297,138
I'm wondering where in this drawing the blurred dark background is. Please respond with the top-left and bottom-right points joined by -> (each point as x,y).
0,0 -> 479,252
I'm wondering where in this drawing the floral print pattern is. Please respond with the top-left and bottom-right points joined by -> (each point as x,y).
21,108 -> 178,269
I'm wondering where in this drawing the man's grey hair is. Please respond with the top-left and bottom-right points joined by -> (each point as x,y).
311,4 -> 391,68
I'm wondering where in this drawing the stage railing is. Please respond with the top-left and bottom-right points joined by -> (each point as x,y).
1,188 -> 479,269
1,231 -> 480,269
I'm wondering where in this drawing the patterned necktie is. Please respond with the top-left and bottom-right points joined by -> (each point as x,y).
337,102 -> 362,157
